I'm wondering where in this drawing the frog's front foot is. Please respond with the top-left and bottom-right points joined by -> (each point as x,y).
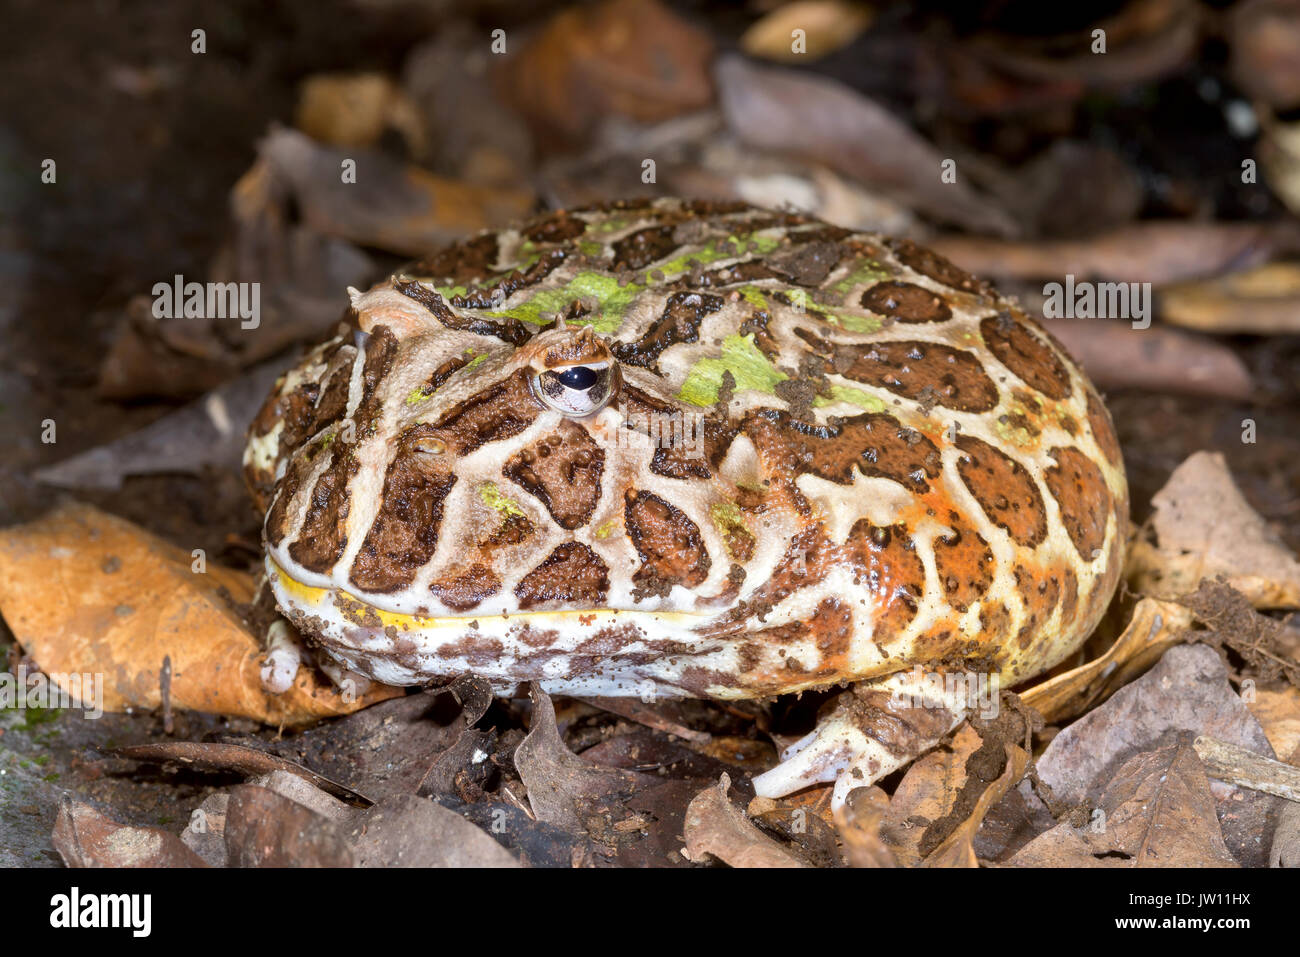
752,669 -> 971,808
260,619 -> 372,696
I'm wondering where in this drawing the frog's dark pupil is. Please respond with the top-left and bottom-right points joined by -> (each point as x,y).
556,366 -> 598,390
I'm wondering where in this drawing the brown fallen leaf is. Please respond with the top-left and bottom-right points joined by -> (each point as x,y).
52,796 -> 208,868
403,24 -> 534,187
868,724 -> 984,868
1249,688 -> 1300,762
269,680 -> 492,803
739,1 -> 873,63
930,221 -> 1300,285
1230,0 -> 1300,110
1033,643 -> 1278,867
1127,451 -> 1300,608
118,742 -> 374,805
1019,597 -> 1192,724
1261,108 -> 1300,216
295,72 -> 425,157
514,685 -> 707,866
1010,743 -> 1239,867
832,786 -> 897,868
259,127 -> 533,258
1039,317 -> 1254,401
1158,262 -> 1300,334
966,0 -> 1199,90
0,502 -> 399,726
224,785 -> 354,867
715,55 -> 1017,236
683,774 -> 810,868
38,362 -> 285,490
347,794 -> 522,867
515,685 -> 642,833
1271,800 -> 1300,868
921,743 -> 1029,868
501,0 -> 714,150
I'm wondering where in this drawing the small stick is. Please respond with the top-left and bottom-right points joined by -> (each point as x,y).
1194,735 -> 1300,803
160,655 -> 173,735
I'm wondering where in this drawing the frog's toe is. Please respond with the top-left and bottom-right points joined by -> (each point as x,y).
260,620 -> 304,693
751,672 -> 970,808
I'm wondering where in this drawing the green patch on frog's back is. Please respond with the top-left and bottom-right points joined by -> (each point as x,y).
814,385 -> 887,413
678,333 -> 787,406
486,271 -> 642,333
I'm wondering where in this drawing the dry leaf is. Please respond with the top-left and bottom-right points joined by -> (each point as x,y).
1158,262 -> 1300,334
921,744 -> 1029,868
1033,643 -> 1278,867
1127,451 -> 1300,607
1231,0 -> 1300,110
295,72 -> 424,156
930,221 -> 1300,285
347,794 -> 522,867
1020,597 -> 1192,724
1040,317 -> 1253,400
872,724 -> 984,868
38,362 -> 284,490
740,1 -> 872,63
682,773 -> 809,868
1249,688 -> 1300,762
0,502 -> 398,726
259,128 -> 533,257
833,786 -> 897,867
1011,743 -> 1239,867
53,797 -> 208,868
502,0 -> 714,149
715,55 -> 1017,236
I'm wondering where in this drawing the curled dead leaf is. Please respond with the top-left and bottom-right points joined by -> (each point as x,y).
1127,451 -> 1300,608
739,1 -> 872,63
1020,597 -> 1192,724
0,502 -> 399,726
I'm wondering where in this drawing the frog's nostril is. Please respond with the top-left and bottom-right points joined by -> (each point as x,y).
557,365 -> 598,390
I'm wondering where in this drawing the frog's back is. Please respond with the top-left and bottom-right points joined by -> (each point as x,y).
244,198 -> 1127,699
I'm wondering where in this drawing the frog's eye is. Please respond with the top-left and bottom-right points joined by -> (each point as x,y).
533,361 -> 618,417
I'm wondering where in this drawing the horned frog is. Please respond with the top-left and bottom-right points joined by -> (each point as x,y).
244,199 -> 1127,805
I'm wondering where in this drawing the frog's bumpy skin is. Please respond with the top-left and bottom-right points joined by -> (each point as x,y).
245,198 -> 1127,797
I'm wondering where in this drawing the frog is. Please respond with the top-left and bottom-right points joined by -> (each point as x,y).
243,198 -> 1128,806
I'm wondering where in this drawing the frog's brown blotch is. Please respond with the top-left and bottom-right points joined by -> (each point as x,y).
821,334 -> 1000,413
348,426 -> 458,594
931,509 -> 996,613
612,290 -> 723,369
287,448 -> 360,574
844,520 -> 924,639
954,434 -> 1048,548
860,280 -> 953,323
624,489 -> 711,596
432,370 -> 541,455
611,224 -> 679,271
745,408 -> 942,492
886,237 -> 991,297
431,564 -> 502,611
502,420 -> 604,530
1044,445 -> 1113,560
514,542 -> 610,609
979,312 -> 1073,401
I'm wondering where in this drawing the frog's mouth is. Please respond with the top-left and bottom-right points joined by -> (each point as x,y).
265,556 -> 734,696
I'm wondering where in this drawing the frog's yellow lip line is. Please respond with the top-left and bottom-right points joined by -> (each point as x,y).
267,556 -> 713,631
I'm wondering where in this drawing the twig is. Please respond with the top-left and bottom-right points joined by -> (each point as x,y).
1194,735 -> 1300,803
